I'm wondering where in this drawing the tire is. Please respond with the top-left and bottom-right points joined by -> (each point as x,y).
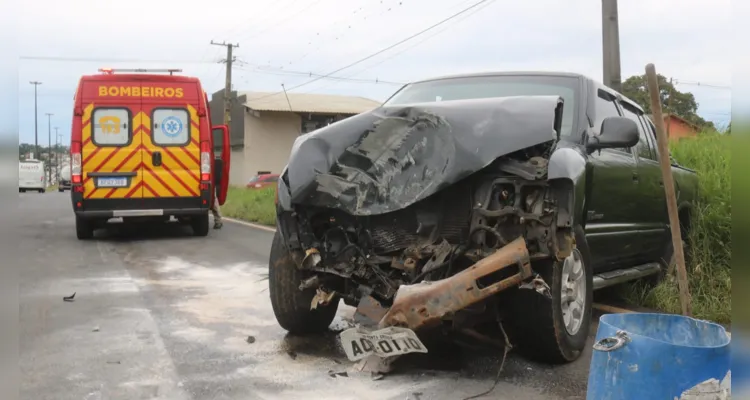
268,230 -> 338,334
191,213 -> 210,236
505,225 -> 593,364
39,188 -> 45,193
59,187 -> 64,193
19,189 -> 25,193
76,216 -> 94,240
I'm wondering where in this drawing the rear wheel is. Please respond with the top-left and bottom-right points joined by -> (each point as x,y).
75,216 -> 94,240
39,188 -> 45,193
58,187 -> 64,193
191,213 -> 210,236
505,225 -> 593,364
269,230 -> 338,334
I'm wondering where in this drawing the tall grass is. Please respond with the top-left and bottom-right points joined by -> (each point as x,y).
621,132 -> 731,323
220,186 -> 277,226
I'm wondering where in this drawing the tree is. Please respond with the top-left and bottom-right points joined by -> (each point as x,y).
621,74 -> 715,131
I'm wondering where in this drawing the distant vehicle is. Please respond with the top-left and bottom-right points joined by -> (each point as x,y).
246,173 -> 279,189
69,68 -> 231,240
19,160 -> 46,193
59,164 -> 72,192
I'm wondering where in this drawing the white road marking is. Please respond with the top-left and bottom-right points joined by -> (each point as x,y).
223,217 -> 277,232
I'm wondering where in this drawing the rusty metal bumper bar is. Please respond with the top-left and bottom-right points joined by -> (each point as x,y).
362,236 -> 532,331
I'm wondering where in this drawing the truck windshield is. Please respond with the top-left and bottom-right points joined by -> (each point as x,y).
383,75 -> 579,137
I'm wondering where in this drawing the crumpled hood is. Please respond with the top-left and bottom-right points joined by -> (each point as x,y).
283,95 -> 563,216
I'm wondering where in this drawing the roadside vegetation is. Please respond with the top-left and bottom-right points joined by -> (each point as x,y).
620,132 -> 731,324
221,186 -> 277,226
224,132 -> 731,323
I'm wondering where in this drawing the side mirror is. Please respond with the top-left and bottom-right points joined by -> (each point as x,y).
587,117 -> 640,152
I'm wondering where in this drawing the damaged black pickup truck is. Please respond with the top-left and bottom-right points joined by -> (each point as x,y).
268,71 -> 698,365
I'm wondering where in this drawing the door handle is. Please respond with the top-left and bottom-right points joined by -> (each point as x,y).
152,151 -> 162,167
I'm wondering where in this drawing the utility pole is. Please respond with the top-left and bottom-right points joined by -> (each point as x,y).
601,0 -> 622,92
55,127 -> 61,180
210,40 -> 239,126
666,77 -> 674,139
30,81 -> 42,159
46,113 -> 53,184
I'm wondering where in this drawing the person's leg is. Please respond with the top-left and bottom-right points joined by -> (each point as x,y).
211,196 -> 223,229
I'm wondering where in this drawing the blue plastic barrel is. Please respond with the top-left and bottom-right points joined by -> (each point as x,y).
586,313 -> 730,400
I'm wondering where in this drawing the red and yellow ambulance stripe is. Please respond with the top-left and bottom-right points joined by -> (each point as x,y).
81,103 -> 201,200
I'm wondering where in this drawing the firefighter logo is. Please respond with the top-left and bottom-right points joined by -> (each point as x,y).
162,116 -> 183,138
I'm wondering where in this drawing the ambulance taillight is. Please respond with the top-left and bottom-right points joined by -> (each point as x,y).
71,142 -> 82,184
200,142 -> 211,182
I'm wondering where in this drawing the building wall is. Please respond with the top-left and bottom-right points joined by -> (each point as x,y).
666,117 -> 697,141
228,110 -> 301,186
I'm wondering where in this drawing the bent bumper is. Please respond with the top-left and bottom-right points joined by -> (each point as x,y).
76,208 -> 207,219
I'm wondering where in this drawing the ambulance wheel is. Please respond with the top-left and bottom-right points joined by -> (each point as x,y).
191,213 -> 210,237
75,216 -> 94,240
269,230 -> 338,334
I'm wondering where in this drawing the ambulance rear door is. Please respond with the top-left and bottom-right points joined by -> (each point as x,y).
81,80 -> 144,204
140,81 -> 202,208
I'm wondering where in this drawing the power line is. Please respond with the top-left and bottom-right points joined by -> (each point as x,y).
235,0 -> 329,43
249,0 -> 496,104
282,0 -> 403,68
304,0 -> 494,93
20,55 -> 216,64
673,79 -> 731,90
234,63 -> 405,85
222,0 -> 302,39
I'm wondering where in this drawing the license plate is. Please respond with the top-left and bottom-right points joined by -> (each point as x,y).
97,177 -> 128,188
339,326 -> 428,361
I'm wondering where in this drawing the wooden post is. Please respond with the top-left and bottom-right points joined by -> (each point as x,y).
645,63 -> 692,317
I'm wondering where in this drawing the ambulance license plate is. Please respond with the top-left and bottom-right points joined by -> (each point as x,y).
339,326 -> 428,361
97,177 -> 128,188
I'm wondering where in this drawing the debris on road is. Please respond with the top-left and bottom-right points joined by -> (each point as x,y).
92,326 -> 100,332
327,370 -> 348,378
63,292 -> 76,302
246,335 -> 256,344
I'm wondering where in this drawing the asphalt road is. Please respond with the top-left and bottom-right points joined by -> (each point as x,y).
19,191 -> 597,400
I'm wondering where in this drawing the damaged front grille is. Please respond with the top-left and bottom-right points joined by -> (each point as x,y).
369,180 -> 473,254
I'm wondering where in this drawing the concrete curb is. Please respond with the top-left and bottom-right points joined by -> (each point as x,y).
223,217 -> 277,233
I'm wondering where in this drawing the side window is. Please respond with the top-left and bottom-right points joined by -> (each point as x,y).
639,116 -> 661,160
265,176 -> 279,183
152,109 -> 190,146
593,90 -> 627,152
93,108 -> 131,146
620,104 -> 655,160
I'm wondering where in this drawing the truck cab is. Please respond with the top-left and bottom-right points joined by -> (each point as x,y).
69,68 -> 231,239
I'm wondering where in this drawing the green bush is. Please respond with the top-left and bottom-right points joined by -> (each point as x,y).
621,132 -> 731,323
221,186 -> 277,226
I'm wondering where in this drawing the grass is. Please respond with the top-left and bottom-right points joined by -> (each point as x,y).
224,133 -> 731,323
620,132 -> 731,324
220,186 -> 277,226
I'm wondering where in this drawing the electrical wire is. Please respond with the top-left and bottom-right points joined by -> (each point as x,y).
248,0 -> 497,104
282,0 -> 402,68
673,79 -> 731,90
235,0 -> 329,43
234,64 -> 405,85
303,0 -> 494,94
19,55 -> 215,64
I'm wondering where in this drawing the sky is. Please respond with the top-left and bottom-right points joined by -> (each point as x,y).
15,0 -> 732,145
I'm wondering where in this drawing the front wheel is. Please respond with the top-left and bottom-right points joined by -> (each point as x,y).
505,225 -> 593,364
268,230 -> 338,334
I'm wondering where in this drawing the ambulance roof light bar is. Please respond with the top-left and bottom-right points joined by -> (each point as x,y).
98,68 -> 183,75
